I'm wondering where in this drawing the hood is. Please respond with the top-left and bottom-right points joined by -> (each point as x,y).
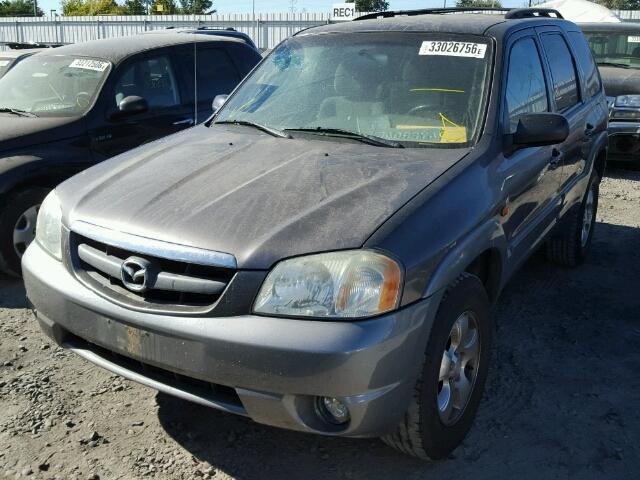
60,125 -> 469,269
0,114 -> 83,153
599,66 -> 640,97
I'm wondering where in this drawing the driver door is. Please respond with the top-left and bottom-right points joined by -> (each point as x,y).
89,51 -> 193,160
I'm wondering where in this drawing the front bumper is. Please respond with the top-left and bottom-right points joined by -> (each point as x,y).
23,242 -> 438,437
607,121 -> 640,162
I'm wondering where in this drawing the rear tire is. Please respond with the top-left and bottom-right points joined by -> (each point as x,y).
0,187 -> 50,277
382,273 -> 492,460
546,173 -> 599,267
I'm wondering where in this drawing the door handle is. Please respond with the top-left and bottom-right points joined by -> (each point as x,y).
549,148 -> 563,170
173,118 -> 195,126
584,123 -> 595,137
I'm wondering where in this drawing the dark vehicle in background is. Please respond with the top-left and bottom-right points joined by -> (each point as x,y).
147,26 -> 258,50
0,32 -> 261,276
24,8 -> 607,460
582,22 -> 640,162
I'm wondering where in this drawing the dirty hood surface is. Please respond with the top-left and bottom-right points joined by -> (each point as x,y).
60,125 -> 469,269
599,66 -> 640,97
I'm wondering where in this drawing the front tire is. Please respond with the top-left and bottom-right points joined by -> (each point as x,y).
546,172 -> 600,267
0,187 -> 50,277
382,273 -> 492,460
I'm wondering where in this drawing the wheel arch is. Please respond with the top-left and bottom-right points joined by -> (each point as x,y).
422,219 -> 507,304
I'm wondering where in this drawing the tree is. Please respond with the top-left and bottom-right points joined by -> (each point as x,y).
61,0 -> 123,15
346,0 -> 389,12
595,0 -> 640,8
455,0 -> 502,7
123,0 -> 146,14
0,0 -> 43,16
177,0 -> 212,14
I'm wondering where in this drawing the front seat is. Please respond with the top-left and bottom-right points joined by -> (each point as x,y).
317,55 -> 387,131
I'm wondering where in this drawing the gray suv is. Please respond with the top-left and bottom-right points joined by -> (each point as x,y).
23,8 -> 608,460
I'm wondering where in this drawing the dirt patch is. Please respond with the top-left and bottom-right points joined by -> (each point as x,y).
1,168 -> 639,480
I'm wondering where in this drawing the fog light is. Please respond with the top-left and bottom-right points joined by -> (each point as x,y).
317,396 -> 350,425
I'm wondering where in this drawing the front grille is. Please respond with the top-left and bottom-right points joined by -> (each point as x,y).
70,232 -> 236,314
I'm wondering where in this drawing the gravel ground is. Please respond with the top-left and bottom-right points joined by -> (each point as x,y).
1,168 -> 639,480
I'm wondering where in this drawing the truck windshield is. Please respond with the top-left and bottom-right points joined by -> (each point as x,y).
584,30 -> 640,69
216,32 -> 492,147
0,55 -> 111,117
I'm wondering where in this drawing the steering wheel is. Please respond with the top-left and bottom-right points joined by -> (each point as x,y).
76,92 -> 91,109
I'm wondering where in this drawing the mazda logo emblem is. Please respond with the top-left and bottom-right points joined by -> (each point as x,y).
121,256 -> 152,293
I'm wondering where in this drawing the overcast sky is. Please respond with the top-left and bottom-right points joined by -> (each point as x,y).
40,0 -> 528,19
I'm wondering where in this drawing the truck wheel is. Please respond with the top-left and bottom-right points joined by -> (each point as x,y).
0,187 -> 50,277
382,273 -> 492,460
546,173 -> 600,268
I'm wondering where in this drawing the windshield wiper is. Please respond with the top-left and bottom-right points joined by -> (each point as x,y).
215,120 -> 290,138
597,61 -> 631,69
0,107 -> 38,118
284,127 -> 404,148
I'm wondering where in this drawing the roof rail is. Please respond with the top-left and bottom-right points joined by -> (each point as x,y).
0,41 -> 64,49
354,7 -> 563,22
504,8 -> 563,19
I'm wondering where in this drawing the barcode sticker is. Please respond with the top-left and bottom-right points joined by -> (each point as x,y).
69,58 -> 110,72
0,60 -> 10,67
419,41 -> 487,59
629,36 -> 640,43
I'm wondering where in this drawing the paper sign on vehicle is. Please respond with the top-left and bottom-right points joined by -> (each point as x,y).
69,59 -> 110,72
419,41 -> 487,59
331,3 -> 356,21
0,60 -> 10,67
629,36 -> 640,43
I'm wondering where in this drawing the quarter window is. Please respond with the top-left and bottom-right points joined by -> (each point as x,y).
505,37 -> 548,134
541,34 -> 580,111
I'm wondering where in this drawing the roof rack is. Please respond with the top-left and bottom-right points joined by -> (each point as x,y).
354,7 -> 563,22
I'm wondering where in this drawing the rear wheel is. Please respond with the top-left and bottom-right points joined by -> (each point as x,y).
0,187 -> 50,277
382,273 -> 492,460
546,173 -> 599,267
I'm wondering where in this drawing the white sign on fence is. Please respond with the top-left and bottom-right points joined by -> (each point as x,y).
331,3 -> 356,21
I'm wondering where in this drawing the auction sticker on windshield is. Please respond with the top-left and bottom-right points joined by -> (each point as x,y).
69,59 -> 110,72
0,60 -> 9,67
419,41 -> 487,58
629,36 -> 640,43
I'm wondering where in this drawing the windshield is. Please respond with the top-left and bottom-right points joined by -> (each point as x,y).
0,57 -> 14,79
216,32 -> 492,147
584,31 -> 640,69
0,55 -> 111,116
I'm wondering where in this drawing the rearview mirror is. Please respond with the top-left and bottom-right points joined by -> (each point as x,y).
212,94 -> 228,114
512,113 -> 569,148
111,95 -> 148,120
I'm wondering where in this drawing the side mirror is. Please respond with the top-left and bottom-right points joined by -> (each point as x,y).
212,94 -> 228,114
512,112 -> 569,148
111,95 -> 149,120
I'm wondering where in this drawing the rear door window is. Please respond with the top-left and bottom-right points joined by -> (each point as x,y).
540,34 -> 580,112
505,37 -> 549,134
568,31 -> 602,99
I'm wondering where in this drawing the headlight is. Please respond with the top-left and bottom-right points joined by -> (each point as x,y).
611,109 -> 640,120
253,250 -> 402,319
35,190 -> 62,260
615,95 -> 640,107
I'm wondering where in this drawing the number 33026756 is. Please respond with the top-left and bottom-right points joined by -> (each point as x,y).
419,41 -> 487,58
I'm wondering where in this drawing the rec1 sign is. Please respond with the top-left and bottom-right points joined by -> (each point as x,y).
331,3 -> 356,21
